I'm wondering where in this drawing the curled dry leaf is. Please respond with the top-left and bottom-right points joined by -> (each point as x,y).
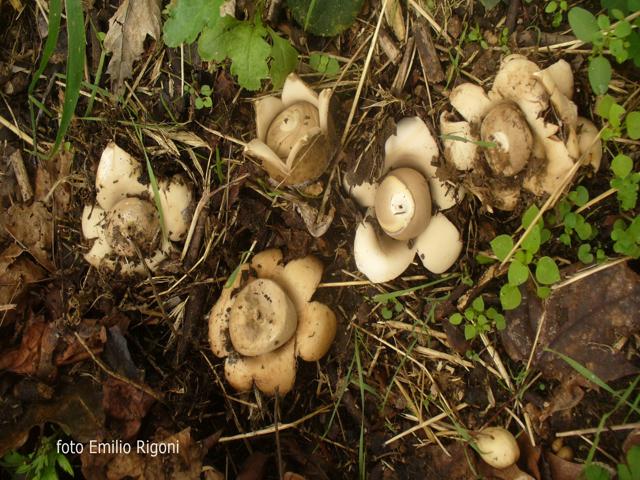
103,0 -> 162,94
500,263 -> 640,386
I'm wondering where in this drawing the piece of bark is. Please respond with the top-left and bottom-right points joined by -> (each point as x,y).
378,28 -> 401,64
413,20 -> 445,84
391,36 -> 415,95
9,149 -> 33,202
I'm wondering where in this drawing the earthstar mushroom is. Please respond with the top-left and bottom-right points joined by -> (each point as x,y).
81,143 -> 193,274
348,117 -> 463,283
441,55 -> 603,211
208,249 -> 337,395
245,74 -> 337,186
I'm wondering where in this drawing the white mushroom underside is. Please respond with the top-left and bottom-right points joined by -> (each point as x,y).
384,117 -> 460,209
353,221 -> 417,283
414,213 -> 463,274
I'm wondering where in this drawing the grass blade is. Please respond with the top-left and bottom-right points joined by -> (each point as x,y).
28,0 -> 62,142
50,0 -> 86,157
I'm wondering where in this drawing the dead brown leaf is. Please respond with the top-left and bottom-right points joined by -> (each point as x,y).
422,442 -> 477,479
0,379 -> 105,456
500,263 -> 640,386
103,0 -> 161,94
80,428 -> 212,480
545,451 -> 586,480
0,314 -> 57,378
103,376 -> 155,440
1,201 -> 53,271
0,244 -> 45,324
34,148 -> 74,211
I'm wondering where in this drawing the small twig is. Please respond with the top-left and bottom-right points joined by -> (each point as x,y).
218,405 -> 331,443
341,0 -> 388,146
552,256 -> 631,290
557,422 -> 640,438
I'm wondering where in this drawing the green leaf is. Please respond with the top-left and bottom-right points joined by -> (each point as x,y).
612,154 -> 634,177
163,0 -> 224,46
268,29 -> 298,88
610,37 -> 629,63
546,1 -> 558,13
56,454 -> 74,475
309,52 -> 340,76
226,22 -> 271,91
597,14 -> 611,30
626,111 -> 640,140
286,0 -> 365,36
198,15 -> 238,62
614,20 -> 632,37
494,313 -> 506,330
596,94 -> 616,119
464,324 -> 477,340
521,225 -> 541,255
584,464 -> 613,480
568,7 -> 600,42
522,204 -> 540,229
381,307 -> 393,319
537,286 -> 551,299
609,102 -> 626,128
480,0 -> 501,10
588,56 -> 612,95
450,313 -> 463,325
627,445 -> 640,476
500,284 -> 522,310
578,243 -> 594,263
508,260 -> 530,286
490,234 -> 514,261
472,296 -> 485,312
569,185 -> 589,206
535,256 -> 561,285
476,253 -> 496,264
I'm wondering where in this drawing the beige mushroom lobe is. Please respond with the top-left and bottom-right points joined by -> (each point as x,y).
374,168 -> 432,240
228,278 -> 298,356
105,198 -> 160,257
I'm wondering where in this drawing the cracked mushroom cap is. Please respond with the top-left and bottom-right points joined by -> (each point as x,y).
480,103 -> 533,176
105,198 -> 161,257
208,249 -> 337,395
490,55 -> 557,139
245,74 -> 336,186
228,278 -> 298,356
374,168 -> 432,241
